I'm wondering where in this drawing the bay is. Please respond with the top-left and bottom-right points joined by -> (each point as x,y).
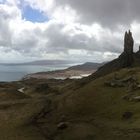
0,64 -> 70,82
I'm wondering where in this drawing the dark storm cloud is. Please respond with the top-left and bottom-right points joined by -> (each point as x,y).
56,0 -> 140,27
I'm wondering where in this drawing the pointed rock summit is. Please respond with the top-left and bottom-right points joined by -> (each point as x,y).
124,30 -> 134,54
119,30 -> 134,67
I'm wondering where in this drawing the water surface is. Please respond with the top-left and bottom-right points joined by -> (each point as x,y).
0,64 -> 70,82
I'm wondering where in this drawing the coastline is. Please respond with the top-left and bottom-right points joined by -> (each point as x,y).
24,69 -> 96,80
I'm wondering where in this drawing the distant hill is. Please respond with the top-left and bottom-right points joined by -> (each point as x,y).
0,60 -> 74,66
25,62 -> 104,79
67,62 -> 105,71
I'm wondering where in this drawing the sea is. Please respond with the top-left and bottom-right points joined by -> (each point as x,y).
0,64 -> 70,82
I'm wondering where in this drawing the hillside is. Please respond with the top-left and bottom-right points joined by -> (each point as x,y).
34,67 -> 140,140
67,62 -> 105,71
1,67 -> 140,139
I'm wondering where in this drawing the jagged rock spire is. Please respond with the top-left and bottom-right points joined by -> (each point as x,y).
124,30 -> 134,54
119,30 -> 134,67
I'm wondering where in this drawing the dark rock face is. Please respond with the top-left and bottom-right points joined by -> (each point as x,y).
136,45 -> 140,57
124,30 -> 134,54
122,112 -> 133,119
119,30 -> 134,67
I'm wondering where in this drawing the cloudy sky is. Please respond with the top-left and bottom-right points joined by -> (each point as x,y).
0,0 -> 140,63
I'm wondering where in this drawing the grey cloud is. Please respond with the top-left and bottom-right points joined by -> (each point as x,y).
0,19 -> 12,47
56,0 -> 140,27
12,29 -> 40,53
43,22 -> 123,55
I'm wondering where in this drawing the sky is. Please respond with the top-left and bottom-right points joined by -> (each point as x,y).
1,0 -> 140,63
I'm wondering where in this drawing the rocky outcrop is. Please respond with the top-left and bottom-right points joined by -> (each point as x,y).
85,30 -> 140,81
124,30 -> 134,54
119,30 -> 134,67
136,45 -> 140,57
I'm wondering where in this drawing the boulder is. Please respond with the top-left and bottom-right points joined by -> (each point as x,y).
132,96 -> 140,102
122,112 -> 133,119
57,122 -> 68,130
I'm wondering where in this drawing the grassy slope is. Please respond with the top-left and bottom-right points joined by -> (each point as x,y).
0,98 -> 49,140
39,67 -> 140,140
2,68 -> 140,139
0,78 -> 73,140
0,80 -> 53,140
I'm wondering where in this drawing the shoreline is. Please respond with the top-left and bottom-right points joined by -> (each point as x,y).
24,69 -> 96,80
